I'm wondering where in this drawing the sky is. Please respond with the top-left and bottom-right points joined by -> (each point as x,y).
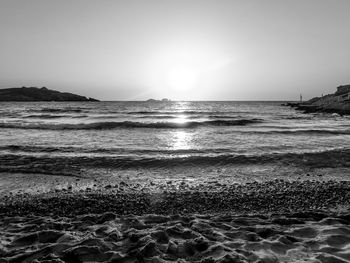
0,0 -> 350,101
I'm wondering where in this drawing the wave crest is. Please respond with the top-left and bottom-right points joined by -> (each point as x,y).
0,119 -> 261,130
249,129 -> 350,135
1,148 -> 349,170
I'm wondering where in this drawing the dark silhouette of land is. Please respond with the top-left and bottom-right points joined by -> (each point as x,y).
285,85 -> 350,115
0,87 -> 99,101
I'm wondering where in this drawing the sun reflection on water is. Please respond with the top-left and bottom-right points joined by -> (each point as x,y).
171,130 -> 192,150
173,114 -> 187,124
170,102 -> 193,150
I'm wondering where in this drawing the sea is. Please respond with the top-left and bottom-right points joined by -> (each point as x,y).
0,101 -> 350,184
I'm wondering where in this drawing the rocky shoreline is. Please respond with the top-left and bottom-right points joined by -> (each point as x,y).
284,102 -> 350,115
283,85 -> 350,115
0,87 -> 98,101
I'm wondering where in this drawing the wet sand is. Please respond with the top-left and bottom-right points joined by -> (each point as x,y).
1,179 -> 350,262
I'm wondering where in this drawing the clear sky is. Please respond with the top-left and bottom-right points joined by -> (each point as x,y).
0,0 -> 350,101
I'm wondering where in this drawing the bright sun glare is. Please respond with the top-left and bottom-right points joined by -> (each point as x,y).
166,65 -> 199,91
147,42 -> 233,98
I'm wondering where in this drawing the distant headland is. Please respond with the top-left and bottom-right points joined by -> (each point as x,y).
146,98 -> 171,102
284,85 -> 350,115
0,87 -> 99,101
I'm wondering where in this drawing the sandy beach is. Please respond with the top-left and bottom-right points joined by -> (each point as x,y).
1,178 -> 350,262
1,0 -> 350,261
0,102 -> 349,263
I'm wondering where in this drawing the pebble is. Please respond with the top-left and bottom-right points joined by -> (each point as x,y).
1,179 -> 349,217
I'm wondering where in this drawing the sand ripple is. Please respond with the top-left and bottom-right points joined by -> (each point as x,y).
1,212 -> 350,262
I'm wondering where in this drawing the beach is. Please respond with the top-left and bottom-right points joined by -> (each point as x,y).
2,0 -> 350,261
0,101 -> 350,262
1,177 -> 350,262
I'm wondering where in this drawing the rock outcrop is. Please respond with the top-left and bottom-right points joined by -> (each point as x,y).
286,85 -> 350,115
0,87 -> 99,101
146,98 -> 171,102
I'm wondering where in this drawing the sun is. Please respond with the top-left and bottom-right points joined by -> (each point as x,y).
165,64 -> 199,91
146,42 -> 233,97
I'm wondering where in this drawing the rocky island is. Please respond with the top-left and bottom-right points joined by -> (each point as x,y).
286,85 -> 350,115
146,98 -> 171,102
0,86 -> 99,101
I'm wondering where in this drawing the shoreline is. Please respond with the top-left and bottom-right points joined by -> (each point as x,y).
1,179 -> 349,217
1,179 -> 350,263
283,102 -> 350,116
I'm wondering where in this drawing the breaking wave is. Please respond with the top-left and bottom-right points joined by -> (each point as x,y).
36,107 -> 87,113
248,129 -> 350,135
23,114 -> 66,119
0,148 -> 349,171
128,111 -> 251,115
0,119 -> 262,130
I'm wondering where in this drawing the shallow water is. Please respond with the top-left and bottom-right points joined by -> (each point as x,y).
0,101 -> 349,184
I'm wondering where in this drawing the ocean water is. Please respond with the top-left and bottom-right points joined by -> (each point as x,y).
0,101 -> 349,183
